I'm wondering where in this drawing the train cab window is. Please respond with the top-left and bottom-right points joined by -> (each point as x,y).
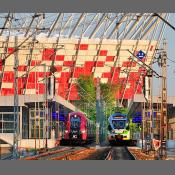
126,124 -> 130,130
108,125 -> 112,131
112,120 -> 125,129
70,116 -> 80,129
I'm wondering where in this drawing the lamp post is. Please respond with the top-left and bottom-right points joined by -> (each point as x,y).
13,36 -> 19,160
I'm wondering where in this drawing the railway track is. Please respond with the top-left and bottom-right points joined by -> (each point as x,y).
24,146 -> 87,160
105,146 -> 135,160
0,154 -> 13,160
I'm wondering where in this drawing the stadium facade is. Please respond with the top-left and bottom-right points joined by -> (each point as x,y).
0,36 -> 157,101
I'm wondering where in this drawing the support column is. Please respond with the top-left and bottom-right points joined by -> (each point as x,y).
13,36 -> 19,159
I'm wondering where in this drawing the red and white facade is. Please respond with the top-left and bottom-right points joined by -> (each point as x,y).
0,36 -> 157,100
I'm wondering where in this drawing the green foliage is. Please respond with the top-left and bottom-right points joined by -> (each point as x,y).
129,119 -> 141,134
114,106 -> 129,114
76,74 -> 121,121
76,75 -> 96,121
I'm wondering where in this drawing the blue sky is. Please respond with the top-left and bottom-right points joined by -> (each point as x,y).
153,13 -> 175,96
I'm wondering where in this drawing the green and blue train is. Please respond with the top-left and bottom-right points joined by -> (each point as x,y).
107,112 -> 131,144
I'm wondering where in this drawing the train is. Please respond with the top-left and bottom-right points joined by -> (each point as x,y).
61,111 -> 96,145
107,112 -> 131,144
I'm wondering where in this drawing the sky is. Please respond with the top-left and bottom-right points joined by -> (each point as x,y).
153,13 -> 175,97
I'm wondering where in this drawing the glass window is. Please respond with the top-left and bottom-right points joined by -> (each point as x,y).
3,114 -> 14,121
112,120 -> 126,129
3,129 -> 14,133
3,122 -> 14,129
40,111 -> 44,118
30,111 -> 35,118
0,114 -> 2,120
0,122 -> 2,129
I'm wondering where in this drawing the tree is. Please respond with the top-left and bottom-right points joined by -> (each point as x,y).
100,82 -> 119,117
76,75 -> 96,121
76,75 -> 121,121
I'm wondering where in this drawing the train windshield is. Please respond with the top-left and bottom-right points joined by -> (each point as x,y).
112,120 -> 126,129
70,115 -> 81,129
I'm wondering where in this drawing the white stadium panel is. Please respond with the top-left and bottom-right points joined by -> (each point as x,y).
57,49 -> 66,55
25,89 -> 36,94
93,67 -> 106,73
100,66 -> 111,72
119,72 -> 128,78
99,44 -> 117,50
54,61 -> 64,66
100,78 -> 108,83
42,60 -> 52,66
18,54 -> 28,62
86,50 -> 98,56
119,50 -> 133,57
1,83 -> 13,89
75,61 -> 85,66
88,44 -> 98,50
94,72 -> 103,78
54,72 -> 61,78
18,71 -> 26,77
64,44 -> 76,50
5,58 -> 14,66
84,55 -> 95,61
107,50 -> 117,56
104,62 -> 115,67
69,78 -> 77,83
64,49 -> 77,56
97,56 -> 106,61
77,50 -> 88,56
125,83 -> 131,89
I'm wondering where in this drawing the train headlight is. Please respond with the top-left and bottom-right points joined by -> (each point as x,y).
111,130 -> 115,134
65,130 -> 68,133
81,130 -> 86,133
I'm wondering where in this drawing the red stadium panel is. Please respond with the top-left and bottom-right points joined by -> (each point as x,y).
111,72 -> 120,83
136,84 -> 143,94
8,47 -> 15,54
3,72 -> 14,82
54,66 -> 62,72
102,72 -> 112,78
84,61 -> 95,67
122,61 -> 137,67
68,84 -> 78,100
96,61 -> 104,67
84,69 -> 92,76
99,50 -> 108,56
150,45 -> 154,51
26,83 -> 36,89
57,83 -> 69,98
42,48 -> 55,60
55,55 -> 65,61
0,59 -> 4,68
31,60 -> 42,66
1,88 -> 14,96
18,66 -> 27,71
63,61 -> 75,67
37,83 -> 45,94
106,56 -> 115,62
129,72 -> 140,81
38,72 -> 45,77
73,67 -> 84,78
28,72 -> 35,83
75,44 -> 89,50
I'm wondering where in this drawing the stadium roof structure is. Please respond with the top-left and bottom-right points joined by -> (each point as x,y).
0,13 -> 170,103
0,13 -> 169,40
